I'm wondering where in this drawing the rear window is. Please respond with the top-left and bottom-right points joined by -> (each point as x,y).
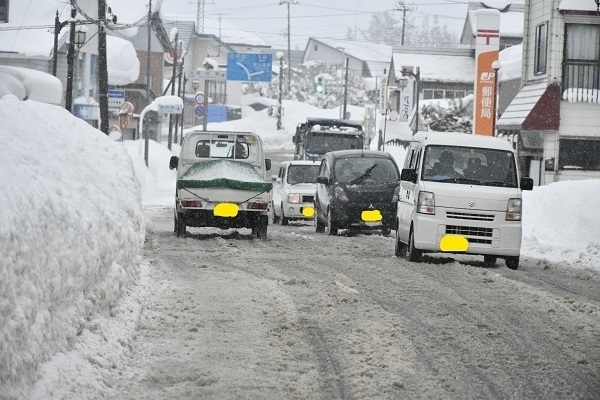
287,164 -> 320,184
334,156 -> 399,183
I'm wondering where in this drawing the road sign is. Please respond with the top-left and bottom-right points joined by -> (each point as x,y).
226,53 -> 272,82
118,101 -> 134,128
185,69 -> 227,81
194,92 -> 206,105
194,105 -> 206,118
157,103 -> 183,114
107,89 -> 125,109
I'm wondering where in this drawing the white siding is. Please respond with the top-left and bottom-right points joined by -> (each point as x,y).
559,102 -> 600,137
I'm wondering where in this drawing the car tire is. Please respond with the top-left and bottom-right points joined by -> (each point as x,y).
381,226 -> 392,236
281,203 -> 289,226
484,255 -> 497,265
272,202 -> 280,224
315,206 -> 325,233
326,208 -> 338,236
175,212 -> 186,237
407,227 -> 422,262
505,256 -> 519,270
394,224 -> 406,257
253,215 -> 268,240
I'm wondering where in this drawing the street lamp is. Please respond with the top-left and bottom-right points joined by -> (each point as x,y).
276,51 -> 284,130
492,60 -> 501,137
401,66 -> 420,135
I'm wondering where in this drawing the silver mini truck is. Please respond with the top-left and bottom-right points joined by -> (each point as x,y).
169,131 -> 272,239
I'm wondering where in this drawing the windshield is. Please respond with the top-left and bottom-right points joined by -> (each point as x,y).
334,156 -> 399,183
305,132 -> 363,155
286,164 -> 320,185
422,145 -> 518,187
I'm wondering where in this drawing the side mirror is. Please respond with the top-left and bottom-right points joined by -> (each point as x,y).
169,156 -> 179,170
316,176 -> 329,185
265,159 -> 272,171
520,177 -> 534,191
400,168 -> 417,183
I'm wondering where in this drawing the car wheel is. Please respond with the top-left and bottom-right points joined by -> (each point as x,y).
394,224 -> 406,257
484,255 -> 497,265
381,226 -> 392,236
272,202 -> 280,224
326,208 -> 338,236
407,227 -> 422,262
281,203 -> 289,226
252,215 -> 268,240
315,205 -> 325,233
505,256 -> 519,270
175,212 -> 186,237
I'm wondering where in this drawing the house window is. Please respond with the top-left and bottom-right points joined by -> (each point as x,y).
314,44 -> 318,51
534,23 -> 547,75
445,90 -> 455,99
433,90 -> 444,99
563,23 -> 600,102
558,138 -> 600,171
423,89 -> 433,100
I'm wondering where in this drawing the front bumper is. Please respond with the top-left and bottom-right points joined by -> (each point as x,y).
331,202 -> 397,230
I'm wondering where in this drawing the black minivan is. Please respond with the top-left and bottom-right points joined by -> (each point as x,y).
314,150 -> 401,235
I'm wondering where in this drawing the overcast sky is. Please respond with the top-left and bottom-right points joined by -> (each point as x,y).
160,0 -> 473,50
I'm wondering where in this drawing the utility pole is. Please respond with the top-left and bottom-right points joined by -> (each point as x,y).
343,57 -> 349,119
98,0 -> 109,134
395,1 -> 410,45
168,32 -> 178,150
145,0 -> 152,166
65,9 -> 76,114
279,0 -> 297,91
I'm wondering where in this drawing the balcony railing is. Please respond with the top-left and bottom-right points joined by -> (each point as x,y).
562,60 -> 600,103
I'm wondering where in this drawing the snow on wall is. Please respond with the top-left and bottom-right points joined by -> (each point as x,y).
0,95 -> 145,393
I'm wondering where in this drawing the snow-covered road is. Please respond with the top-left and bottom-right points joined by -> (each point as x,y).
96,206 -> 600,399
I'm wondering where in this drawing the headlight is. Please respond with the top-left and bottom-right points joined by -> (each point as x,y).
287,193 -> 301,204
417,191 -> 435,214
334,186 -> 349,202
506,198 -> 522,221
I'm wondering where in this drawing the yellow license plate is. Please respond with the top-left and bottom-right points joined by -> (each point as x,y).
439,235 -> 469,252
361,210 -> 382,222
302,207 -> 315,217
214,203 -> 239,217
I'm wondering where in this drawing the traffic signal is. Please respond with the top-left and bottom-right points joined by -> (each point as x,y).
315,77 -> 324,93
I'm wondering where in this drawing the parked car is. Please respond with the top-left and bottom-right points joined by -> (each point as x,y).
271,160 -> 320,225
314,150 -> 401,235
395,131 -> 534,269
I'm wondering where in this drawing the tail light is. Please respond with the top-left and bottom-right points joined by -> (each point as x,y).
247,202 -> 269,210
180,200 -> 202,208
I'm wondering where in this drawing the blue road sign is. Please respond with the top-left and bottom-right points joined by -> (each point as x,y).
227,53 -> 272,82
194,105 -> 206,118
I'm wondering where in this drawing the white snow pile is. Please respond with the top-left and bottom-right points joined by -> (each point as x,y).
0,95 -> 145,397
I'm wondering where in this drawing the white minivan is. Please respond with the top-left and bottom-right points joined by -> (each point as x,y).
395,132 -> 534,269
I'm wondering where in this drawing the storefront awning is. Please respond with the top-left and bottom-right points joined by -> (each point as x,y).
496,82 -> 560,131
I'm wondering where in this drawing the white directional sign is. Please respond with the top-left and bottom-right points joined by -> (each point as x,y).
157,103 -> 183,115
185,69 -> 227,81
107,89 -> 125,109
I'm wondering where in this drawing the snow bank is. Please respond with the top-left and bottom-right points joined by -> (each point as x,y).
0,95 -> 145,395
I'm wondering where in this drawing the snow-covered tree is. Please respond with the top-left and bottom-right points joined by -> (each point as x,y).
421,96 -> 474,133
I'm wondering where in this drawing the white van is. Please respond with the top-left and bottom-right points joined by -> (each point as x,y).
395,132 -> 534,269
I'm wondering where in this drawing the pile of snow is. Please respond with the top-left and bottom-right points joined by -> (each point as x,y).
0,95 -> 145,397
1,92 -> 600,397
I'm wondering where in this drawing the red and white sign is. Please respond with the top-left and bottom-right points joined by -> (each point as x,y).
473,9 -> 500,136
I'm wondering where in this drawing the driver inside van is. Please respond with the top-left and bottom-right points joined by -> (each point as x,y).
430,150 -> 461,178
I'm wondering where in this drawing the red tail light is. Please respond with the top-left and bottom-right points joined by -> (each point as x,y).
181,200 -> 202,208
246,202 -> 269,210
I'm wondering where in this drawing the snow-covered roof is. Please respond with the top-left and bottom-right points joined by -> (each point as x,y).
391,53 -> 475,83
309,38 -> 392,64
558,0 -> 600,11
0,0 -> 70,57
158,12 -> 270,48
0,66 -> 62,105
498,43 -> 522,82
